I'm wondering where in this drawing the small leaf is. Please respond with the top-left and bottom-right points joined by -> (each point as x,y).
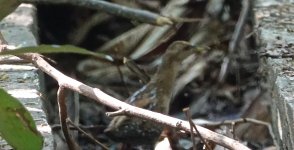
0,88 -> 43,150
0,44 -> 114,62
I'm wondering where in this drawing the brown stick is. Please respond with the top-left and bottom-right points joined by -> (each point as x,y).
184,108 -> 212,150
218,0 -> 250,82
183,108 -> 197,150
15,52 -> 250,150
57,87 -> 79,150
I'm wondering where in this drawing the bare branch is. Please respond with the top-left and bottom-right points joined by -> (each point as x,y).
218,0 -> 250,82
57,87 -> 79,150
183,108 -> 197,150
14,52 -> 250,150
66,118 -> 109,150
184,108 -> 212,150
194,118 -> 274,143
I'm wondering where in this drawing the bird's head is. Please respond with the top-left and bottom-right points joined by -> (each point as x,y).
163,41 -> 195,62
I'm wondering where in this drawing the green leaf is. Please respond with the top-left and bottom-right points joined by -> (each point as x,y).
1,44 -> 114,62
0,88 -> 43,150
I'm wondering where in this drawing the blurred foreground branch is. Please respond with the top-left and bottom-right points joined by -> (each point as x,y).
21,0 -> 173,25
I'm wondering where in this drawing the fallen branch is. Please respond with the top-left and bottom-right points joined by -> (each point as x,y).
11,52 -> 249,150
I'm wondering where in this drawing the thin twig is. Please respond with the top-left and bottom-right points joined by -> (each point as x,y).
229,0 -> 250,54
184,108 -> 212,150
71,91 -> 80,141
74,0 -> 173,26
183,108 -> 197,150
245,23 -> 260,39
69,13 -> 112,45
66,118 -> 109,150
231,118 -> 275,143
105,108 -> 127,117
51,124 -> 104,131
193,117 -> 275,145
123,57 -> 150,84
218,0 -> 250,83
57,87 -> 79,150
172,17 -> 203,23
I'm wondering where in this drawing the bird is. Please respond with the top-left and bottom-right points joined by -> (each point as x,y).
104,41 -> 195,147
